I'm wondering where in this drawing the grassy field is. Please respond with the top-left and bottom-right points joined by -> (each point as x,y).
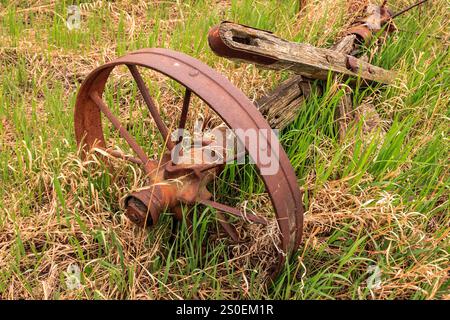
0,0 -> 448,299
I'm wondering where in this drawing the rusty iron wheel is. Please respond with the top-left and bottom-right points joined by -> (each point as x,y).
74,48 -> 304,276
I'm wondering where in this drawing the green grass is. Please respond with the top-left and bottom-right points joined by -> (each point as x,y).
0,0 -> 448,299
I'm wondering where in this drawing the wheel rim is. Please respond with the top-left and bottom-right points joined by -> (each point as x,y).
74,48 -> 304,275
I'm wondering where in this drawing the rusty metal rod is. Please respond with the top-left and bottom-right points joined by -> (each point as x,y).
199,199 -> 268,225
127,64 -> 175,150
391,0 -> 429,19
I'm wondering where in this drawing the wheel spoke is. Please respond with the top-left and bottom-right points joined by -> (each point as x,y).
106,149 -> 143,165
89,92 -> 156,173
127,64 -> 174,150
216,212 -> 240,242
199,199 -> 267,225
178,88 -> 191,132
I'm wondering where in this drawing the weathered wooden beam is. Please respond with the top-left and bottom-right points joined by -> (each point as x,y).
255,35 -> 357,129
256,76 -> 311,129
209,22 -> 395,84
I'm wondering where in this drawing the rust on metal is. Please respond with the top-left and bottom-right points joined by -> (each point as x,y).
74,48 -> 304,276
208,24 -> 278,66
345,2 -> 398,42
